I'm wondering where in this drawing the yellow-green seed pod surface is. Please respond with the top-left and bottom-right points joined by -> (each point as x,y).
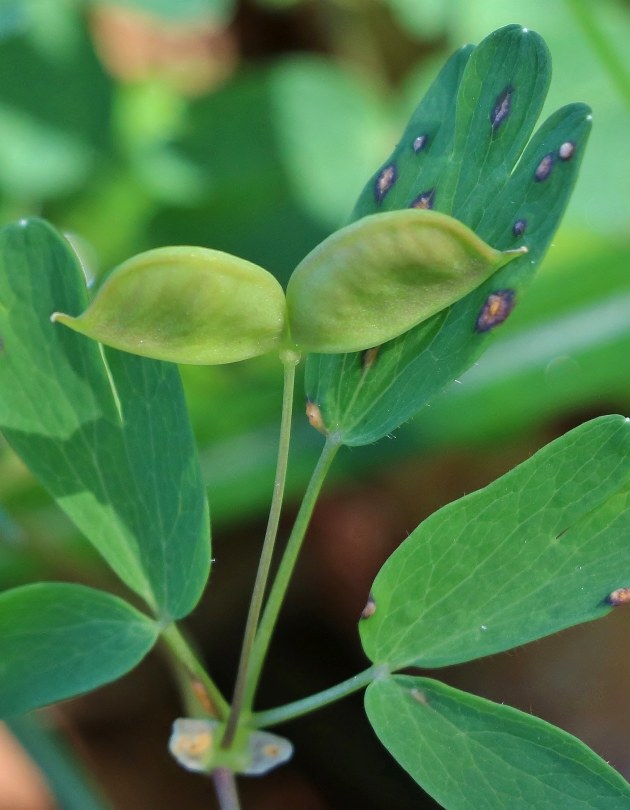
52,246 -> 287,365
286,209 -> 526,354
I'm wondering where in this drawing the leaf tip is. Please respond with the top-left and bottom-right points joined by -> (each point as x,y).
50,312 -> 82,333
505,245 -> 529,257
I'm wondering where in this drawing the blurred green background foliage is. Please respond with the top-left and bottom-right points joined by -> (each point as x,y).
1,1 -> 629,808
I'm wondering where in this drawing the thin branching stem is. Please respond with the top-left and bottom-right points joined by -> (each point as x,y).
221,352 -> 300,747
161,623 -> 230,719
252,665 -> 380,729
242,435 -> 341,714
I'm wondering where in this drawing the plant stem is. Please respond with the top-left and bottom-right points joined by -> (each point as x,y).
212,768 -> 241,810
161,623 -> 229,719
242,435 -> 341,713
252,665 -> 381,729
565,0 -> 630,107
221,352 -> 300,748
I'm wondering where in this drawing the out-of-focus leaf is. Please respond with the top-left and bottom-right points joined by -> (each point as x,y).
0,583 -> 158,717
0,220 -> 210,619
360,416 -> 630,669
150,56 -> 388,283
267,56 -> 389,229
306,25 -> 591,446
0,9 -> 112,199
365,676 -> 630,809
7,714 -> 111,810
383,0 -> 449,40
86,0 -> 236,22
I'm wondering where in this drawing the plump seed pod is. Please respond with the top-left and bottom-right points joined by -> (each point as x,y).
52,246 -> 287,365
286,209 -> 526,354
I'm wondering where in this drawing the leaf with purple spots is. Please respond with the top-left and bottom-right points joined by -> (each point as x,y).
305,25 -> 591,446
353,44 -> 473,219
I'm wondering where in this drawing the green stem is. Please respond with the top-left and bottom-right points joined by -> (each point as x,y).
242,435 -> 341,713
221,352 -> 300,748
565,0 -> 630,107
212,768 -> 241,810
161,623 -> 229,720
252,665 -> 381,729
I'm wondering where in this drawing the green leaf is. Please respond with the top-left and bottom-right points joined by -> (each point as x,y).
0,9 -> 112,200
365,676 -> 630,810
53,245 -> 287,365
352,43 -> 474,220
286,209 -> 524,354
306,25 -> 591,446
0,583 -> 158,717
360,416 -> 630,669
0,219 -> 210,619
408,235 -> 630,450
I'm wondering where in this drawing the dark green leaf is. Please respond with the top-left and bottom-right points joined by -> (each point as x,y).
365,676 -> 630,809
0,220 -> 210,619
306,25 -> 591,446
407,235 -> 630,449
0,583 -> 158,717
360,416 -> 630,669
0,12 -> 112,199
352,44 -> 473,219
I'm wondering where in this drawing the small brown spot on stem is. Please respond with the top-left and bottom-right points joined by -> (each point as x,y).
191,678 -> 217,715
360,593 -> 376,620
606,587 -> 630,607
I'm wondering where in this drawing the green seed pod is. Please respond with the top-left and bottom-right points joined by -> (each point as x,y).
52,246 -> 287,365
286,209 -> 526,353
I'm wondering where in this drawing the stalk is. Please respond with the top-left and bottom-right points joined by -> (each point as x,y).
221,352 -> 299,747
242,435 -> 341,713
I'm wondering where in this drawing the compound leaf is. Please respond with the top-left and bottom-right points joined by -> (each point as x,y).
306,25 -> 591,446
0,219 -> 210,619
